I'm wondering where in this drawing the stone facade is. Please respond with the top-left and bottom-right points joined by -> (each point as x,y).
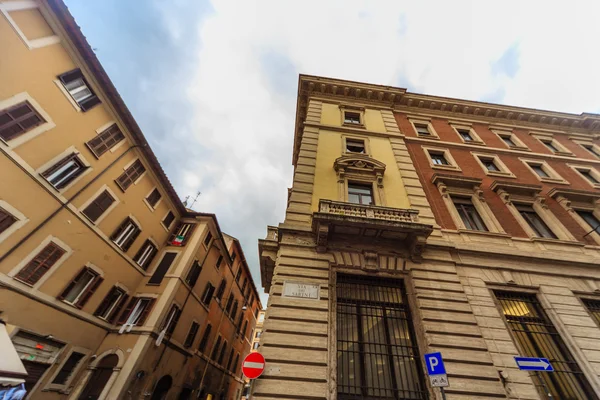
257,75 -> 600,399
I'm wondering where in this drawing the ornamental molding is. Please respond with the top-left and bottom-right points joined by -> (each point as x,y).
334,154 -> 386,184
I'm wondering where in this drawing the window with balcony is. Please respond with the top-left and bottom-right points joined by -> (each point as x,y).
347,183 -> 373,205
169,222 -> 196,246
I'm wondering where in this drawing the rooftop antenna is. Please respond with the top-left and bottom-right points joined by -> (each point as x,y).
189,191 -> 202,209
182,195 -> 191,207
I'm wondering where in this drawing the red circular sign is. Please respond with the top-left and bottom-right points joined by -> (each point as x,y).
242,352 -> 265,379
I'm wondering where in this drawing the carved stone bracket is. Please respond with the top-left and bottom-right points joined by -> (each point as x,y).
316,224 -> 329,253
363,251 -> 379,271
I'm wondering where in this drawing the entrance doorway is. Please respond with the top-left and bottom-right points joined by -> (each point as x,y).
78,354 -> 118,400
151,375 -> 172,400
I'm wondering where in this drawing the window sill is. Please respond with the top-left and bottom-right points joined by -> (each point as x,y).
143,199 -> 157,213
462,140 -> 485,146
507,145 -> 530,151
485,170 -> 515,179
540,177 -> 569,185
431,164 -> 461,172
342,122 -> 365,129
455,229 -> 510,238
418,134 -> 439,140
554,151 -> 574,157
531,237 -> 585,247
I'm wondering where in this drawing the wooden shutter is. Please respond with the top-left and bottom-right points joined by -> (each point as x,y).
42,153 -> 85,189
15,242 -> 65,285
148,252 -> 177,285
117,297 -> 138,325
184,322 -> 199,348
162,211 -> 175,229
86,124 -> 124,158
0,101 -> 45,142
165,306 -> 181,335
82,190 -> 115,222
116,160 -> 145,191
0,207 -> 17,234
199,324 -> 211,352
58,69 -> 100,112
58,267 -> 88,300
76,275 -> 103,308
121,222 -> 140,251
94,286 -> 117,317
58,69 -> 82,85
146,188 -> 161,207
216,279 -> 226,301
133,240 -> 157,270
109,293 -> 129,323
137,298 -> 156,325
110,218 -> 129,241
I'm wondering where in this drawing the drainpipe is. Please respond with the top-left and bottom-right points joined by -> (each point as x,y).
0,144 -> 145,264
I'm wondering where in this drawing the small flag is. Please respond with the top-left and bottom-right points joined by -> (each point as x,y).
171,235 -> 185,246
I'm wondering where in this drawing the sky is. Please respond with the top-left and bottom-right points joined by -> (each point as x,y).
63,0 -> 600,306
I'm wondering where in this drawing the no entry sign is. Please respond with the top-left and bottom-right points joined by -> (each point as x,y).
242,352 -> 265,379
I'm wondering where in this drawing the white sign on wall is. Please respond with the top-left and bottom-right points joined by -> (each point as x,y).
282,282 -> 320,300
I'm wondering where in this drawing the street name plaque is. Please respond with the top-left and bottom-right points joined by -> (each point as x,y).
282,282 -> 320,300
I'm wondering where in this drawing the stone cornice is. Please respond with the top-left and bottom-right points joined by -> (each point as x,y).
293,74 -> 600,165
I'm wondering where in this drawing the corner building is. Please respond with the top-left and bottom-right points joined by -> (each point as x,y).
0,1 -> 261,399
258,75 -> 600,399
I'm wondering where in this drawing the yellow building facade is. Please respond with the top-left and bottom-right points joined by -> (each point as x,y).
0,1 -> 261,399
258,75 -> 600,399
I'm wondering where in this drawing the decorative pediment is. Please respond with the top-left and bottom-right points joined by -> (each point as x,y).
490,181 -> 542,198
334,154 -> 386,176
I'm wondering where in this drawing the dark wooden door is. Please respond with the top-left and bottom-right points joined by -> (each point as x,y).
78,354 -> 118,400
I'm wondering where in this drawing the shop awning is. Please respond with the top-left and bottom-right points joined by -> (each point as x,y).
0,323 -> 27,387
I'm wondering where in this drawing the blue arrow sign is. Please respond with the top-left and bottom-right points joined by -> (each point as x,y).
514,357 -> 554,371
424,352 -> 446,375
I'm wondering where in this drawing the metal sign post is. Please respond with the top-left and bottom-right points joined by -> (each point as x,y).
424,352 -> 449,399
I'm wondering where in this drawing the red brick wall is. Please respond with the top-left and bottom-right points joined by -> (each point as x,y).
395,112 -> 600,244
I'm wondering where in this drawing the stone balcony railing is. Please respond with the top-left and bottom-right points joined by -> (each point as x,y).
318,200 -> 420,223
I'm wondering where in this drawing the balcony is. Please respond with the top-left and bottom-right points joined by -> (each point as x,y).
312,200 -> 433,259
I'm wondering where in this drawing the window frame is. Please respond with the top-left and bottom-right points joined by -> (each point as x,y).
185,259 -> 203,288
472,152 -> 515,178
143,187 -> 163,211
133,239 -> 158,270
532,134 -> 573,156
492,129 -> 529,151
56,69 -> 101,112
520,158 -> 568,184
423,146 -> 461,171
347,182 -> 375,205
79,185 -> 119,225
452,196 -> 489,232
574,141 -> 600,159
85,122 -> 126,158
184,321 -> 200,348
44,346 -> 90,392
342,135 -> 369,155
115,159 -> 146,192
13,241 -> 67,287
58,265 -> 104,309
409,117 -> 439,139
568,164 -> 600,189
110,216 -> 142,251
0,2 -> 61,50
0,200 -> 29,245
118,296 -> 156,329
38,148 -> 92,192
340,106 -> 365,128
94,285 -> 128,323
201,282 -> 215,306
161,210 -> 175,231
451,123 -> 484,145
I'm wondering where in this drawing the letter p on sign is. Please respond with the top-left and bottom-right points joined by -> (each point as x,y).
424,352 -> 446,376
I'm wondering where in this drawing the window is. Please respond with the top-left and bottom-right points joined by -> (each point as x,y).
82,190 -> 115,223
235,268 -> 242,283
337,275 -> 426,399
414,123 -> 430,136
253,342 -> 259,350
522,159 -> 566,183
0,101 -> 45,142
457,128 -> 473,141
231,252 -> 237,262
241,320 -> 248,338
162,211 -> 175,229
343,111 -> 361,125
501,135 -> 516,147
117,297 -> 155,326
169,222 -> 196,246
201,283 -> 215,306
232,353 -> 240,373
480,158 -> 500,172
133,240 -> 158,270
531,164 -> 549,178
58,69 -> 100,111
42,153 -> 87,190
145,188 -> 162,208
225,294 -> 234,314
242,278 -> 247,292
218,340 -> 228,365
94,286 -> 127,323
231,300 -> 239,320
198,324 -> 212,353
347,183 -> 373,205
203,231 -> 213,246
582,298 -> 600,327
452,197 -> 488,231
226,348 -> 235,370
216,279 -> 227,302
215,255 -> 223,269
474,153 -> 514,178
515,204 -> 557,239
15,242 -> 65,285
116,160 -> 145,191
59,267 -> 103,308
161,304 -> 181,335
577,168 -> 599,185
582,144 -> 600,158
495,291 -> 596,399
51,351 -> 85,385
184,322 -> 200,348
110,218 -> 141,251
258,312 -> 265,323
255,331 -> 263,339
346,139 -> 365,153
86,124 -> 124,158
429,151 -> 449,166
211,336 -> 222,360
0,207 -> 17,235
542,140 -> 559,153
185,260 -> 202,287
575,210 -> 600,233
148,252 -> 177,285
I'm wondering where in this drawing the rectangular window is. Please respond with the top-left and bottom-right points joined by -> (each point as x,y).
582,144 -> 600,158
15,242 -> 65,285
501,135 -> 516,147
94,286 -> 127,322
218,340 -> 228,365
82,190 -> 115,223
578,169 -> 599,184
242,278 -> 247,292
343,111 -> 361,125
226,348 -> 235,370
58,69 -> 100,111
198,324 -> 212,353
225,294 -> 234,314
530,164 -> 549,178
576,210 -> 600,232
582,298 -> 600,327
542,140 -> 559,153
457,128 -> 473,141
86,124 -> 124,158
133,240 -> 158,270
241,320 -> 248,338
337,275 -> 426,399
184,322 -> 200,348
42,153 -> 87,190
185,260 -> 202,287
215,255 -> 223,269
215,279 -> 227,301
348,183 -> 373,205
162,211 -> 175,229
429,151 -> 449,166
516,204 -> 557,239
235,268 -> 242,282
0,207 -> 17,235
232,353 -> 239,373
0,101 -> 45,142
204,231 -> 213,246
252,342 -> 259,350
59,267 -> 103,308
51,351 -> 85,385
495,291 -> 597,399
169,222 -> 196,246
230,300 -> 239,320
346,139 -> 365,153
148,252 -> 177,285
118,297 -> 155,326
201,283 -> 215,306
161,305 -> 181,335
481,158 -> 500,172
453,197 -> 488,231
116,160 -> 145,191
414,123 -> 430,136
110,218 -> 141,251
211,336 -> 222,360
145,188 -> 162,208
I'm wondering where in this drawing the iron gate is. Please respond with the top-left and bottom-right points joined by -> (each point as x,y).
336,274 -> 427,400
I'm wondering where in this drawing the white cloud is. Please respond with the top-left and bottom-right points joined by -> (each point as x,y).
155,0 -> 600,305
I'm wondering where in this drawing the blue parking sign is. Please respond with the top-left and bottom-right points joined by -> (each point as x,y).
424,352 -> 446,375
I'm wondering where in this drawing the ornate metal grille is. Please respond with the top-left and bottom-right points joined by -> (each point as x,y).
336,274 -> 427,400
582,298 -> 600,327
495,291 -> 597,400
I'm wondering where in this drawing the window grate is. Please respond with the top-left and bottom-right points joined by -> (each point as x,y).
582,298 -> 600,328
495,291 -> 597,400
337,274 -> 427,400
